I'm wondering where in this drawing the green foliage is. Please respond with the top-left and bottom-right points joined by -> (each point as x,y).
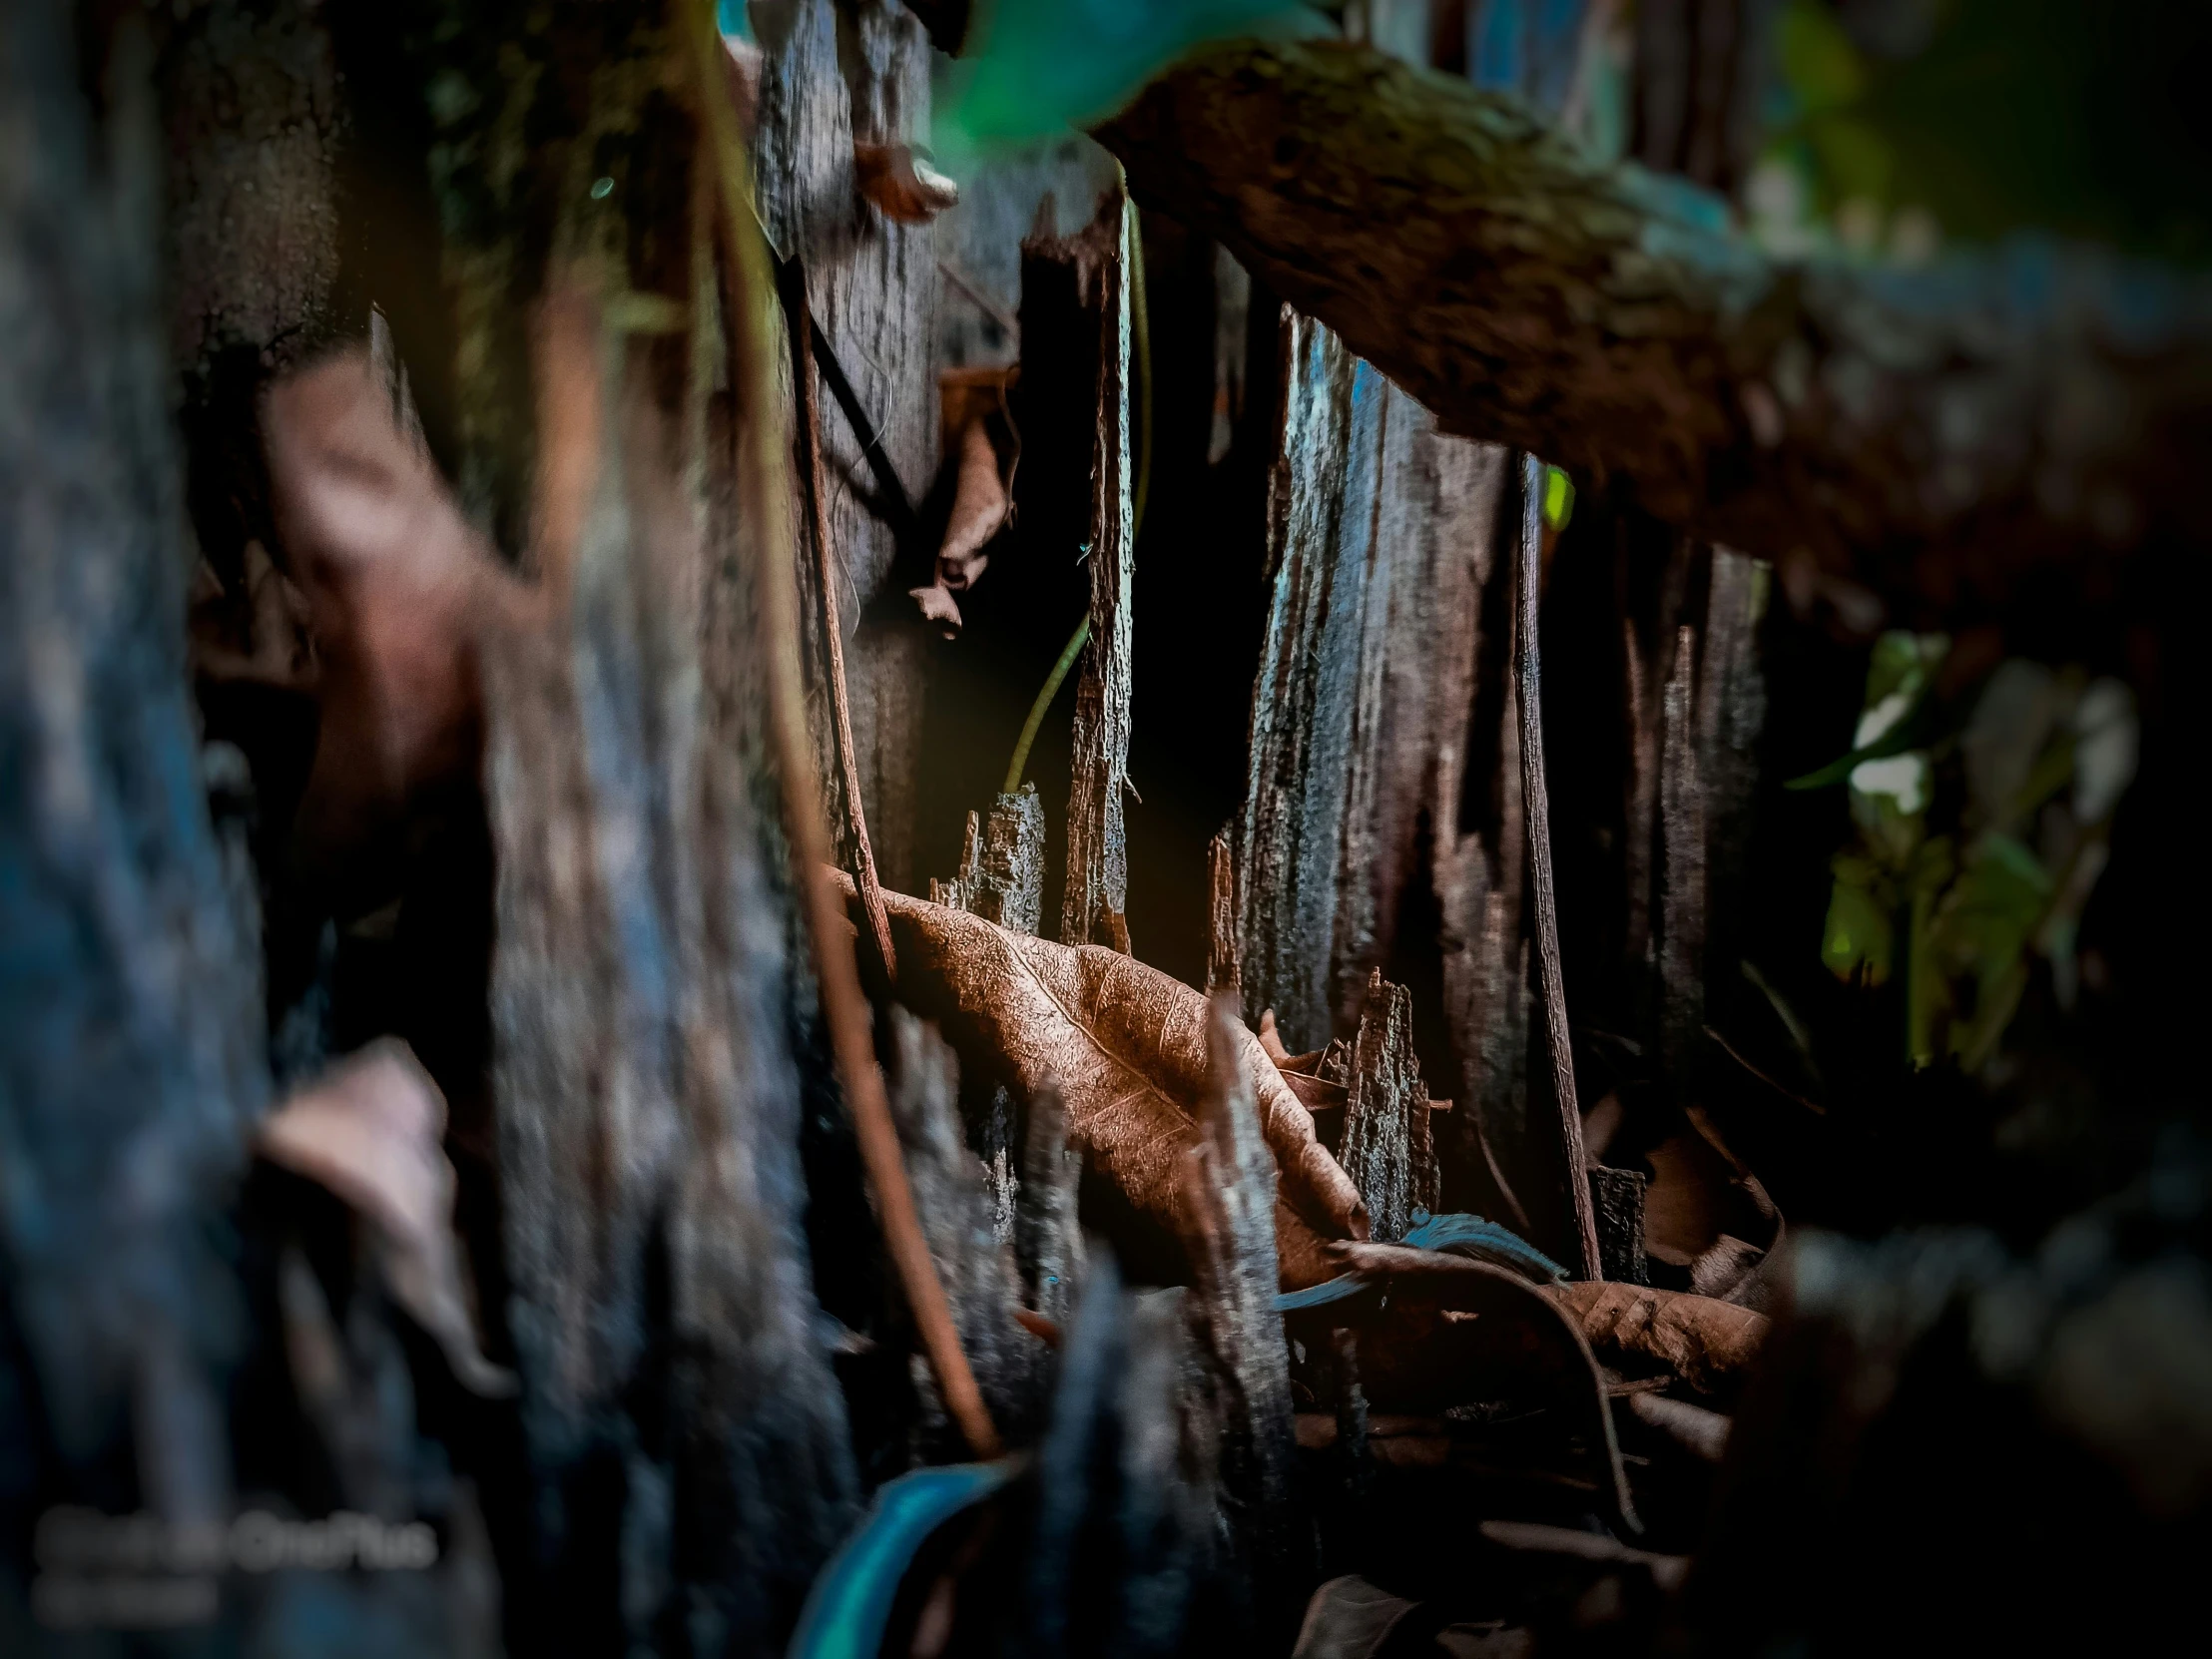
1813,638 -> 2136,1071
1765,0 -> 2212,263
1541,464 -> 1575,533
933,0 -> 1327,155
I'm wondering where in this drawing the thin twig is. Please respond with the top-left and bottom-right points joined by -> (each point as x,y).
686,0 -> 999,1459
1516,452 -> 1603,1282
794,281 -> 896,981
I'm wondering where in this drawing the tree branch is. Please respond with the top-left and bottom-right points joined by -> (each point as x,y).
1095,39 -> 2212,611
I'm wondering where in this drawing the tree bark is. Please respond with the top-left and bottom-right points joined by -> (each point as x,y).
1096,38 -> 2212,611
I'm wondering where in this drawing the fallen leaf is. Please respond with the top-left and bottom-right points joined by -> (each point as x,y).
1545,1281 -> 1768,1395
1292,1574 -> 1423,1659
937,410 -> 1008,594
262,344 -> 533,885
834,873 -> 1369,1287
853,142 -> 959,223
909,579 -> 964,636
257,1039 -> 516,1397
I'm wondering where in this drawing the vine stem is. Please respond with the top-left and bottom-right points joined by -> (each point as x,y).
687,0 -> 999,1459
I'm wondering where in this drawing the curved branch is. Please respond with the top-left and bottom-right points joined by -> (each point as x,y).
1095,39 -> 2212,610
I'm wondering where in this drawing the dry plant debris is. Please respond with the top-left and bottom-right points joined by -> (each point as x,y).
256,1039 -> 514,1398
835,872 -> 1371,1288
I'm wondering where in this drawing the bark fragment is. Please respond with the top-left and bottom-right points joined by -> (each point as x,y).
1338,971 -> 1440,1243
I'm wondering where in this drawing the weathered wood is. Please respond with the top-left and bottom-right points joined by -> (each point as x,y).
1659,622 -> 1707,1105
755,0 -> 937,891
935,784 -> 1046,933
1588,1164 -> 1653,1287
413,7 -> 877,1634
1,0 -> 268,1534
1183,993 -> 1314,1621
1031,192 -> 1137,952
1097,37 -> 2212,607
1237,313 -> 1391,1051
1338,971 -> 1440,1243
1207,830 -> 1241,996
1517,455 -> 1604,1281
880,1010 -> 1048,1447
1016,1081 -> 1085,1330
930,784 -> 1047,1244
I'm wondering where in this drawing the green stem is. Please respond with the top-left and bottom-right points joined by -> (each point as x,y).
1002,618 -> 1090,795
1000,181 -> 1153,796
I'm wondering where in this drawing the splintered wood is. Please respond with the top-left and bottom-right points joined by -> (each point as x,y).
1207,830 -> 1240,996
1183,992 -> 1314,1607
931,785 -> 1046,1238
1338,970 -> 1439,1243
931,784 -> 1045,934
1013,190 -> 1136,952
880,1009 -> 1048,1445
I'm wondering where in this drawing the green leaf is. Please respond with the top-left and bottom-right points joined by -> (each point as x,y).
1821,854 -> 1894,985
934,0 -> 1326,153
1542,464 -> 1575,532
1786,630 -> 1948,790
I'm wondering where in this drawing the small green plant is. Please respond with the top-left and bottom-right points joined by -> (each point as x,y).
1807,634 -> 2136,1072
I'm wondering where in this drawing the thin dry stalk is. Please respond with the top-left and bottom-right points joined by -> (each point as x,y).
793,282 -> 896,980
687,0 -> 997,1459
1516,453 -> 1603,1281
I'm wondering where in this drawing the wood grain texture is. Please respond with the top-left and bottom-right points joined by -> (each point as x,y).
1339,971 -> 1440,1243
755,0 -> 936,889
881,1010 -> 1051,1447
937,784 -> 1046,934
1097,37 -> 2212,610
1237,311 -> 1391,1052
1034,195 -> 1138,952
1207,830 -> 1240,996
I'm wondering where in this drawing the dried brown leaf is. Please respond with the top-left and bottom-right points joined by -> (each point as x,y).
937,413 -> 1007,593
258,1039 -> 516,1397
853,141 -> 958,223
1546,1280 -> 1768,1395
262,345 -> 533,880
838,875 -> 1368,1287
